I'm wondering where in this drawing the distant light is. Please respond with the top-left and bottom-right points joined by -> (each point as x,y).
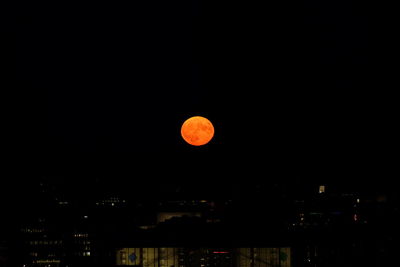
356,198 -> 360,203
319,185 -> 325,194
213,251 -> 229,254
354,214 -> 358,221
83,215 -> 88,219
111,203 -> 115,206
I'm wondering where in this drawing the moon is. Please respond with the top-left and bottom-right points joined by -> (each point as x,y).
181,116 -> 214,146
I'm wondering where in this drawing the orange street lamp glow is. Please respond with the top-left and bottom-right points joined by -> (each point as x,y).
181,116 -> 214,146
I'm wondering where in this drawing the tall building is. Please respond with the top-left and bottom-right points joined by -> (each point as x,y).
19,217 -> 64,267
0,239 -> 8,266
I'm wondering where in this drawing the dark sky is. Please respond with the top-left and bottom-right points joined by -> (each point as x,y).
4,1 -> 397,188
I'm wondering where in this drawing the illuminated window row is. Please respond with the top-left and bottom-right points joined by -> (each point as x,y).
73,233 -> 89,238
74,251 -> 91,256
29,240 -> 63,245
21,228 -> 44,233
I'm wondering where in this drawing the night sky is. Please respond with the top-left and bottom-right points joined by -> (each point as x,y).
4,2 -> 397,189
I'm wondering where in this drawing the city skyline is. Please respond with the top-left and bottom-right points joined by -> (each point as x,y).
2,176 -> 398,266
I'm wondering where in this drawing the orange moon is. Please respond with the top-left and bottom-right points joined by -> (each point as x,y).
181,116 -> 214,146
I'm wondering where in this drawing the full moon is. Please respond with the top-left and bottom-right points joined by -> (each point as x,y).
181,116 -> 214,146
